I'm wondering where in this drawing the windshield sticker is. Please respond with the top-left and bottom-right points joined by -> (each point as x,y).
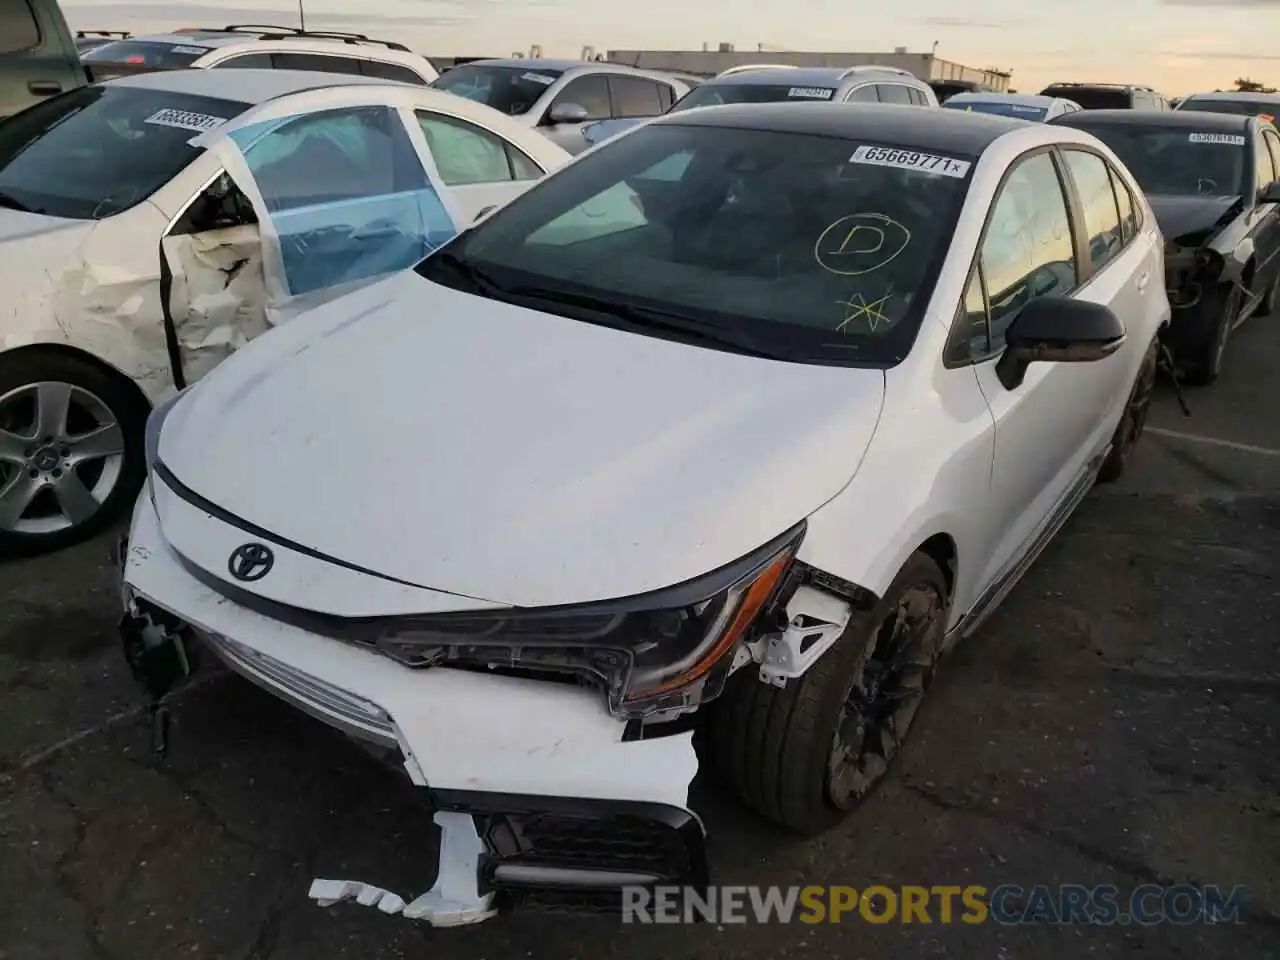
849,145 -> 971,178
145,108 -> 229,133
521,72 -> 556,85
170,45 -> 210,55
1188,133 -> 1246,145
814,212 -> 912,277
836,289 -> 894,333
788,87 -> 834,99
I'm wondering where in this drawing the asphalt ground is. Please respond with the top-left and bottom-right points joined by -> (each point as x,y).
2,315 -> 1278,959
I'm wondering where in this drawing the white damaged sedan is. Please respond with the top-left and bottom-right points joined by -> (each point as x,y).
119,103 -> 1168,921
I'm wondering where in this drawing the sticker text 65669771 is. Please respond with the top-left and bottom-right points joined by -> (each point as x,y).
848,145 -> 972,178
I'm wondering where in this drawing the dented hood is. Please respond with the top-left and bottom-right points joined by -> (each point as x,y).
1147,194 -> 1240,247
159,272 -> 885,608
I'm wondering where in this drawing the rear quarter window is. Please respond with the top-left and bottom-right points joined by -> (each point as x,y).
0,0 -> 40,54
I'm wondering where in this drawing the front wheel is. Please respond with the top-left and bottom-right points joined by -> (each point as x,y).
709,552 -> 949,835
0,351 -> 149,558
1181,282 -> 1241,386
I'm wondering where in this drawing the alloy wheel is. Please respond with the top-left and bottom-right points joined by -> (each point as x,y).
827,582 -> 945,807
0,381 -> 126,536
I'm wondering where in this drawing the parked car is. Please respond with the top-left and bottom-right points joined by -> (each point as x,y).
79,24 -> 438,84
929,78 -> 998,103
1176,90 -> 1280,123
1051,109 -> 1280,384
0,68 -> 569,555
119,103 -> 1166,924
431,58 -> 692,153
581,64 -> 939,147
1039,82 -> 1170,111
942,92 -> 1081,121
0,0 -> 86,118
75,30 -> 131,55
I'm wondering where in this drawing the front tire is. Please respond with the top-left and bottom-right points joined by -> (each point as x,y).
709,552 -> 949,834
0,351 -> 149,558
1181,282 -> 1241,386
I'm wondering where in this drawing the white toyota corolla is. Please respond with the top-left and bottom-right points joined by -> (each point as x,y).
119,103 -> 1168,923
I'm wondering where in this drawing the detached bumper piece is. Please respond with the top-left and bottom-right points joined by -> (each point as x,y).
438,790 -> 709,916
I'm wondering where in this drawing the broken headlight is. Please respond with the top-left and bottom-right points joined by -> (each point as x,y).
374,524 -> 803,719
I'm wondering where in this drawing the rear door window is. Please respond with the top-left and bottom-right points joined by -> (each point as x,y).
0,0 -> 40,53
877,84 -> 913,105
1109,166 -> 1140,241
214,53 -> 274,69
845,84 -> 878,103
415,110 -> 541,184
360,60 -> 427,84
1061,150 -> 1124,273
608,76 -> 665,118
549,75 -> 611,121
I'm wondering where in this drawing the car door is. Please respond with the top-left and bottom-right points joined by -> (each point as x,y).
1,0 -> 81,118
214,103 -> 458,300
539,74 -> 610,152
966,148 -> 1135,594
1248,125 -> 1280,301
411,109 -> 545,223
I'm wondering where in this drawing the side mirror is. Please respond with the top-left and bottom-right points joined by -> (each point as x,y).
547,101 -> 589,125
1258,180 -> 1280,204
996,297 -> 1125,390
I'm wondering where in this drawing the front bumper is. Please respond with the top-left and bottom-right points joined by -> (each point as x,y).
119,494 -> 707,920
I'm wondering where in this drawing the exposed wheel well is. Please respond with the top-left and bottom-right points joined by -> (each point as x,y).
916,533 -> 957,600
0,343 -> 152,415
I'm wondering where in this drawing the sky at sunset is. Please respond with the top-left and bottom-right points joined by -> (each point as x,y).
63,0 -> 1280,96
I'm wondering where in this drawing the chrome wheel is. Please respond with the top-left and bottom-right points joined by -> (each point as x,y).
827,582 -> 945,807
0,381 -> 126,536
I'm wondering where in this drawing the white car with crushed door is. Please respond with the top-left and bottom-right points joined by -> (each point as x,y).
0,68 -> 569,556
119,103 -> 1168,923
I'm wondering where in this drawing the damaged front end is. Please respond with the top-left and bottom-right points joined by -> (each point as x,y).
116,489 -> 822,922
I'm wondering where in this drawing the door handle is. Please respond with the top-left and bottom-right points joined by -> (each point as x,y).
27,81 -> 62,96
1136,272 -> 1150,292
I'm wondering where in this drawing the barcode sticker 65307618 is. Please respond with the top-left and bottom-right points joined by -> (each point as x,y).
849,144 -> 972,178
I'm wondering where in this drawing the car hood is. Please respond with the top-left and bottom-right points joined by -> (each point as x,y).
1147,194 -> 1241,247
159,272 -> 886,608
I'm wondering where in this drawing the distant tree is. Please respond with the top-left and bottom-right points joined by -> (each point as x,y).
1235,77 -> 1277,93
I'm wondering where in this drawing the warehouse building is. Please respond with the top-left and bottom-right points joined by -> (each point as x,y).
605,44 -> 1011,91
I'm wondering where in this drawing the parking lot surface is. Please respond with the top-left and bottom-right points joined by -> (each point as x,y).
2,320 -> 1279,959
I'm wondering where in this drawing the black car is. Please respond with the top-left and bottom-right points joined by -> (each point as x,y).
1040,82 -> 1170,111
1051,109 -> 1280,384
1177,91 -> 1280,124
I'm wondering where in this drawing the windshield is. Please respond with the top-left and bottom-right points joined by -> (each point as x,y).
81,39 -> 212,68
0,85 -> 249,219
1177,98 -> 1276,120
433,65 -> 565,116
1066,124 -> 1248,196
943,99 -> 1048,121
670,83 -> 837,112
416,123 -> 972,366
1042,87 -> 1130,109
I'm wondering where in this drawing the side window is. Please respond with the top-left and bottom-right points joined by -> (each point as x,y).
980,152 -> 1078,353
1264,129 -> 1280,186
608,76 -> 665,118
232,105 -> 454,295
845,84 -> 879,103
271,52 -> 363,75
0,0 -> 40,54
214,53 -> 274,69
657,83 -> 675,111
949,266 -> 991,364
877,84 -> 914,105
1062,150 -> 1124,273
907,88 -> 928,106
1109,165 -> 1140,242
549,75 -> 610,121
360,60 -> 427,84
415,111 -> 541,185
1254,131 -> 1277,190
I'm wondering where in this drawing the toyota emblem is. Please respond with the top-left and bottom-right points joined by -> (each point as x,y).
228,543 -> 274,582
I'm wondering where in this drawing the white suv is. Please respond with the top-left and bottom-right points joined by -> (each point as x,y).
433,59 -> 693,153
80,24 -> 439,85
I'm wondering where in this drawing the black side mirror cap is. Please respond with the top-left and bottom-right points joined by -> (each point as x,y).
996,296 -> 1126,390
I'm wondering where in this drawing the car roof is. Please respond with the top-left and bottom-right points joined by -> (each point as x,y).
947,92 -> 1058,107
708,67 -> 865,87
1181,90 -> 1280,103
469,58 -> 606,71
109,31 -> 259,48
1052,108 -> 1251,131
103,67 -> 391,104
655,101 -> 1025,153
